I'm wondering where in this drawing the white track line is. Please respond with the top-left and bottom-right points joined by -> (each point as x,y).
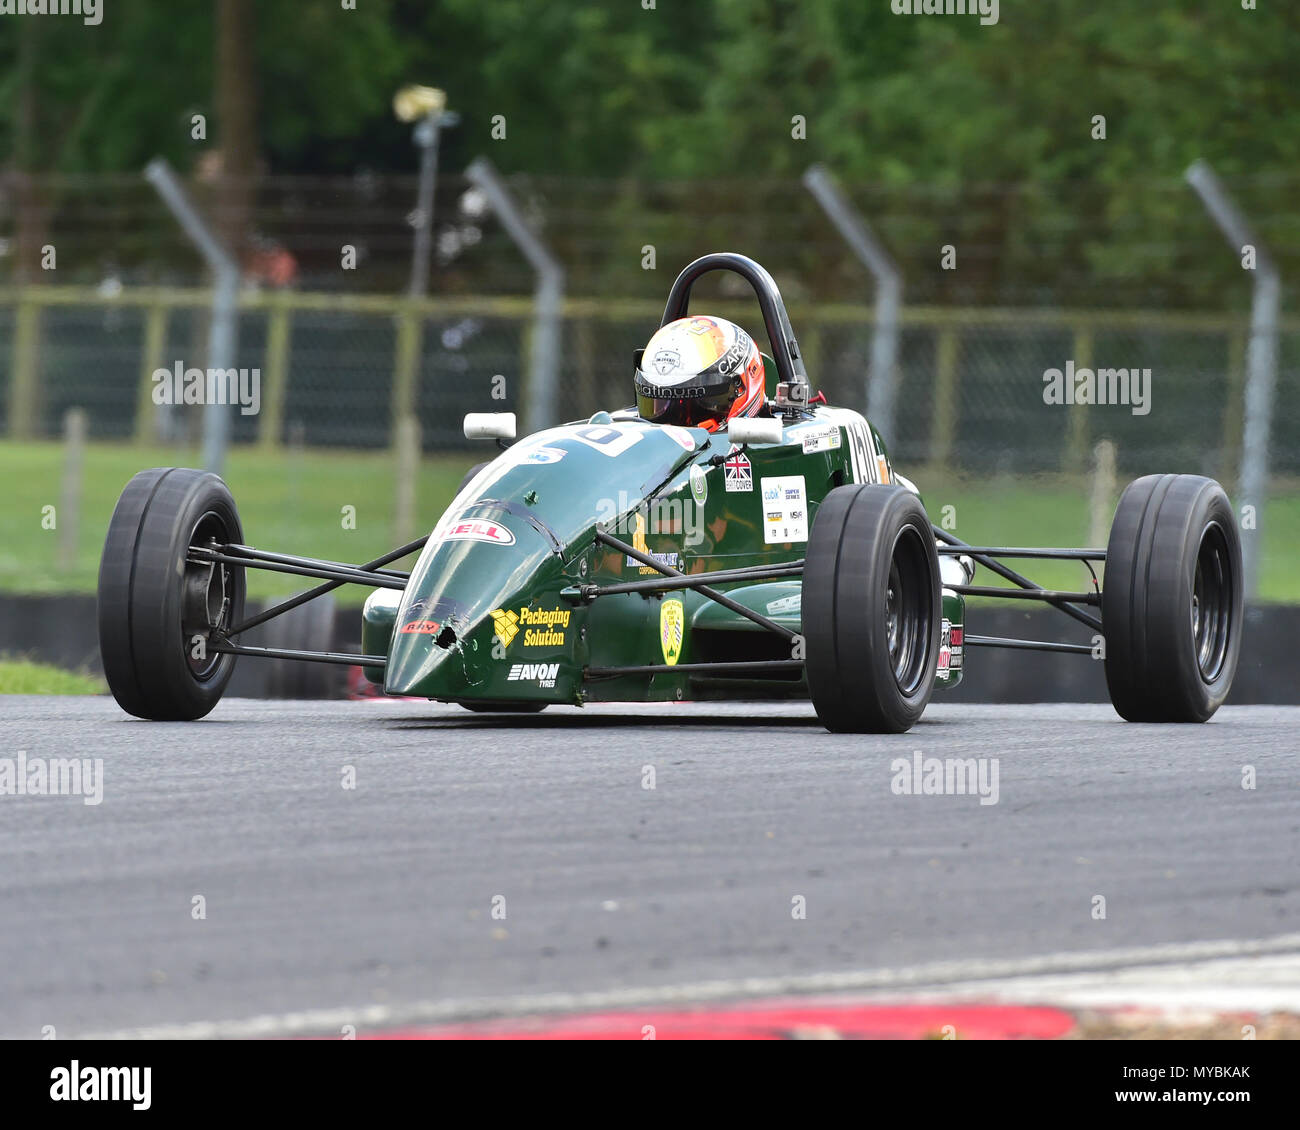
904,952 -> 1300,1014
83,931 -> 1300,1039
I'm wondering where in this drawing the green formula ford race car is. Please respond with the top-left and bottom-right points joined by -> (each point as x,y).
96,253 -> 1244,733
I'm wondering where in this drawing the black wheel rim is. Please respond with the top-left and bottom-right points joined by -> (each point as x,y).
885,526 -> 932,696
183,510 -> 236,680
1192,521 -> 1233,683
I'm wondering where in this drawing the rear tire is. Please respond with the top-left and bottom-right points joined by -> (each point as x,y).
804,485 -> 941,733
1102,474 -> 1243,722
261,591 -> 341,699
97,468 -> 246,720
457,461 -> 491,495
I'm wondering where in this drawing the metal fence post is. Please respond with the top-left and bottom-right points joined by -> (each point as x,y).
58,407 -> 87,572
260,293 -> 292,452
9,294 -> 41,439
134,300 -> 169,443
465,156 -> 565,434
1220,326 -> 1247,483
1185,159 -> 1281,600
391,304 -> 423,447
803,164 -> 903,444
144,158 -> 241,475
393,414 -> 421,546
930,324 -> 960,471
1064,324 -> 1094,475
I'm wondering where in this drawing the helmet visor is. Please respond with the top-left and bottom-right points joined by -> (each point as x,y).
636,386 -> 737,428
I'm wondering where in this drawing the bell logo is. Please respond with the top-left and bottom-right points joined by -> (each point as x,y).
445,519 -> 515,546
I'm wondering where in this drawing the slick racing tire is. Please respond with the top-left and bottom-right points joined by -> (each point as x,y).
804,484 -> 941,733
97,468 -> 246,720
1102,474 -> 1243,722
262,591 -> 341,699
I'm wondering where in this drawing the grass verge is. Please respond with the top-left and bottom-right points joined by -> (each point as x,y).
0,657 -> 105,695
1,441 -> 1296,603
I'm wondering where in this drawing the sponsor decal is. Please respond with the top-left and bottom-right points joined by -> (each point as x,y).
689,464 -> 708,505
626,511 -> 681,575
950,625 -> 964,670
627,551 -> 680,574
652,349 -> 681,376
399,619 -> 440,635
759,475 -> 809,544
491,605 -> 571,649
938,618 -> 953,679
804,407 -> 874,483
490,608 -> 520,647
662,424 -> 697,451
765,593 -> 801,616
638,381 -> 709,400
446,518 -> 515,546
723,448 -> 753,493
660,598 -> 684,666
876,455 -> 891,484
507,662 -> 559,688
798,424 -> 842,454
523,446 -> 565,464
716,333 -> 752,375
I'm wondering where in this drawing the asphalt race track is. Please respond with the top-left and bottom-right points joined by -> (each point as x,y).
1,696 -> 1296,1038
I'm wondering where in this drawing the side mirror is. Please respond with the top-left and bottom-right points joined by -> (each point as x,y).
463,412 -> 516,441
726,417 -> 784,447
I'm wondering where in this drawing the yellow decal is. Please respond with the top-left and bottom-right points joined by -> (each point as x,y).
490,608 -> 520,647
493,606 -> 571,649
660,599 -> 684,666
632,511 -> 649,555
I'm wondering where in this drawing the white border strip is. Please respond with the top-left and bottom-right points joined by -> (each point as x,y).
82,931 -> 1300,1039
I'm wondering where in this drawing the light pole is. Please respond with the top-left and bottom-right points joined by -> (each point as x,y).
394,85 -> 459,298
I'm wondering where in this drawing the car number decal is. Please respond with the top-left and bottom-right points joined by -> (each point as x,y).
571,424 -> 645,457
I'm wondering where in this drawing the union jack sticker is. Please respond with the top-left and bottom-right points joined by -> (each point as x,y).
723,447 -> 753,493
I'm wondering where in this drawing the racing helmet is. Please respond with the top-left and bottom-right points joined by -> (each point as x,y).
635,315 -> 766,432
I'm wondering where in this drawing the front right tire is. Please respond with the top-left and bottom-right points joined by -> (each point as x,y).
98,468 -> 245,720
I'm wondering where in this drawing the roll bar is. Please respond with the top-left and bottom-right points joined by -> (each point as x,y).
660,252 -> 810,393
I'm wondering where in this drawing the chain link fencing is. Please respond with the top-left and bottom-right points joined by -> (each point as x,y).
1,170 -> 1297,483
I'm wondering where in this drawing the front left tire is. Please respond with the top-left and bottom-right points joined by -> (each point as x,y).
1102,474 -> 1243,722
803,484 -> 941,733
